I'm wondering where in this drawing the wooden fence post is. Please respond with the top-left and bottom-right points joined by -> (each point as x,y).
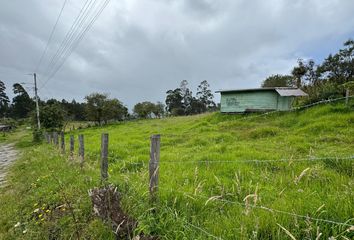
49,132 -> 53,144
60,132 -> 65,154
54,132 -> 59,147
70,135 -> 74,158
149,134 -> 160,202
346,89 -> 350,106
101,133 -> 109,182
78,134 -> 84,167
45,132 -> 49,144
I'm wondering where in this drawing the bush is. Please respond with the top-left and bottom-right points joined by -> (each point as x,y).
32,128 -> 43,143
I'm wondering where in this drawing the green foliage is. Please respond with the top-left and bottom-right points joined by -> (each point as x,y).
166,80 -> 216,116
133,101 -> 165,119
133,101 -> 156,118
196,80 -> 216,111
10,83 -> 35,119
1,103 -> 353,239
165,88 -> 184,115
32,128 -> 43,143
85,93 -> 127,125
60,99 -> 86,121
265,39 -> 354,105
261,74 -> 294,87
39,103 -> 65,131
0,80 -> 10,118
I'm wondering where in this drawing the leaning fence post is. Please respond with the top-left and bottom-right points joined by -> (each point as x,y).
149,134 -> 160,202
101,133 -> 109,182
60,132 -> 65,154
70,135 -> 74,158
78,134 -> 85,167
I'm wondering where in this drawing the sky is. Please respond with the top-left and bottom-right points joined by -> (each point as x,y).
1,0 -> 354,110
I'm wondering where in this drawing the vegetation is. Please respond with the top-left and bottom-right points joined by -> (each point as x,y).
0,102 -> 353,239
84,93 -> 128,125
0,80 -> 10,118
262,39 -> 354,104
261,74 -> 294,88
165,80 -> 216,116
133,101 -> 164,118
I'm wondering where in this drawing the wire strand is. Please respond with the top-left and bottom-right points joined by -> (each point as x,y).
35,0 -> 68,73
185,221 -> 223,240
40,0 -> 110,89
165,187 -> 354,228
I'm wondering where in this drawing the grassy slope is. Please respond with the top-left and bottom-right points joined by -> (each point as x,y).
0,102 -> 353,239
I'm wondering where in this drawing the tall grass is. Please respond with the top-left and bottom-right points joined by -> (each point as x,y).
0,102 -> 353,239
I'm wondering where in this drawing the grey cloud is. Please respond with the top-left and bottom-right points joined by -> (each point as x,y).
1,0 -> 354,109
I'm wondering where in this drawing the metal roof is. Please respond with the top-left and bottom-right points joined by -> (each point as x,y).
275,88 -> 308,96
215,87 -> 277,93
215,87 -> 308,96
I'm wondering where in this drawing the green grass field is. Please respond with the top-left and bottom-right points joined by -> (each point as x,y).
1,102 -> 353,239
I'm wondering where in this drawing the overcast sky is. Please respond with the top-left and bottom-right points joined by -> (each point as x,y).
1,0 -> 354,109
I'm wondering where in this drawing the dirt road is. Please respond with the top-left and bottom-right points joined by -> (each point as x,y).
0,144 -> 17,187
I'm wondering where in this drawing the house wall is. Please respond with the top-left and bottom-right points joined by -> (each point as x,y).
220,91 -> 292,113
277,96 -> 294,111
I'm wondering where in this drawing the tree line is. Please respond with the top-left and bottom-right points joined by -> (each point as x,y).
261,39 -> 354,103
132,80 -> 216,118
0,79 -> 216,131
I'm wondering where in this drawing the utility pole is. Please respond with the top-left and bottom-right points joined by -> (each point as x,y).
33,73 -> 41,129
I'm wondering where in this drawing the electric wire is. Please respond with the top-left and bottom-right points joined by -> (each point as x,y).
35,0 -> 68,73
40,0 -> 110,89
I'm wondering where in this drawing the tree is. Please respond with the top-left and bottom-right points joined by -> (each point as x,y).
85,93 -> 108,125
318,39 -> 354,86
180,80 -> 193,114
102,98 -> 128,123
11,83 -> 35,119
38,103 -> 65,131
85,93 -> 127,124
291,59 -> 307,87
152,102 -> 165,118
0,80 -> 10,118
165,88 -> 184,115
188,97 -> 205,114
133,101 -> 155,118
196,80 -> 215,112
261,74 -> 294,87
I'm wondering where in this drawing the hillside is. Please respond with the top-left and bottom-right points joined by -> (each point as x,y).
0,102 -> 353,239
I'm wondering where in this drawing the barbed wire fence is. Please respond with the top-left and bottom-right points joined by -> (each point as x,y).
42,97 -> 354,238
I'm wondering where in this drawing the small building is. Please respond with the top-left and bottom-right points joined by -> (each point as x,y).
216,87 -> 307,113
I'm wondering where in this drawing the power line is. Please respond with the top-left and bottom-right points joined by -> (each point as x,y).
40,0 -> 110,90
41,0 -> 95,78
35,0 -> 68,73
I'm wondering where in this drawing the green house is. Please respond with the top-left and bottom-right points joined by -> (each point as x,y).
216,87 -> 307,113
